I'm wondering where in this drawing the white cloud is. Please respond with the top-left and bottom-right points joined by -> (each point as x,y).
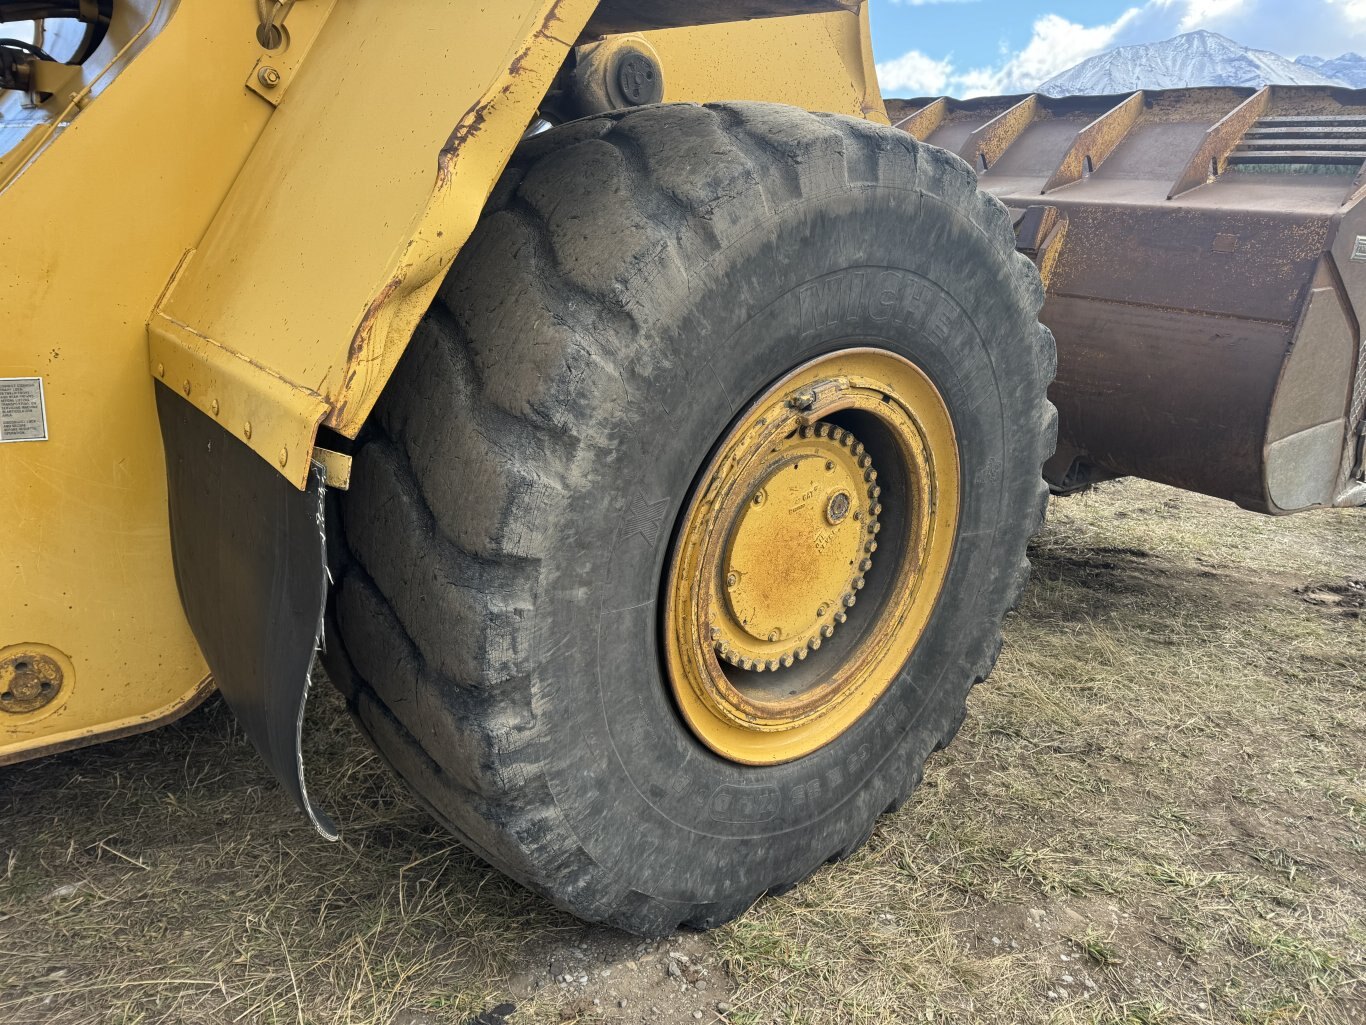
1162,0 -> 1251,31
1326,0 -> 1366,22
876,0 -> 1366,98
989,11 -> 1144,93
877,7 -> 1143,96
875,48 -> 957,94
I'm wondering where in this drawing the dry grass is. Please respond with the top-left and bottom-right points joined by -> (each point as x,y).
2,480 -> 1364,1024
718,482 -> 1366,1025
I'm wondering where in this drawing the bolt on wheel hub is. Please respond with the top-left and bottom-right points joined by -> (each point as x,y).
663,348 -> 961,765
713,423 -> 881,672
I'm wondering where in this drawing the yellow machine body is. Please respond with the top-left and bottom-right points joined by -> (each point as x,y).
0,0 -> 885,763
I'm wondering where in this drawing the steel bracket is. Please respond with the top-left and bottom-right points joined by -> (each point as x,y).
245,0 -> 337,107
148,307 -> 330,491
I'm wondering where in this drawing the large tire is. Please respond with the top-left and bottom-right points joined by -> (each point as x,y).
323,102 -> 1057,935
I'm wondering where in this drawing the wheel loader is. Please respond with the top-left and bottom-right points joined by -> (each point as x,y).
1,1 -> 1361,936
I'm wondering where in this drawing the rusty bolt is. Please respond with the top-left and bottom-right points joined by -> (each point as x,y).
752,489 -> 766,507
726,572 -> 738,588
788,390 -> 817,411
826,491 -> 851,525
817,602 -> 830,618
768,629 -> 781,642
258,66 -> 282,89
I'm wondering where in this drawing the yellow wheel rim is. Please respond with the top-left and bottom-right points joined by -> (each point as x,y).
663,348 -> 960,764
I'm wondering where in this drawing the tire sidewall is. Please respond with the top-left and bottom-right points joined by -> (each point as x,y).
530,182 -> 1037,904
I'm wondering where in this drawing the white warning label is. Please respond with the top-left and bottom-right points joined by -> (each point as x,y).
0,377 -> 48,443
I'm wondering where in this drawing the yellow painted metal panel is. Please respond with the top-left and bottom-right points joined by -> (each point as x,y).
0,0 -> 276,761
151,0 -> 600,484
151,3 -> 888,484
643,9 -> 885,121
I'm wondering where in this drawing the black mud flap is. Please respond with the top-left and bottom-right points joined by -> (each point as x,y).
155,384 -> 337,840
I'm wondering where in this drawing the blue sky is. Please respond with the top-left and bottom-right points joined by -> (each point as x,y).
870,0 -> 1366,96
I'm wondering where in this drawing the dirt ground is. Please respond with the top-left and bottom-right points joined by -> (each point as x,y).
2,479 -> 1363,1025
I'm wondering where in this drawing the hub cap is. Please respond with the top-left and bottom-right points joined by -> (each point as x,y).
713,423 -> 880,672
663,348 -> 960,764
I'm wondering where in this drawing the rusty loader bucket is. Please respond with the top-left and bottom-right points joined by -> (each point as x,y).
891,86 -> 1366,514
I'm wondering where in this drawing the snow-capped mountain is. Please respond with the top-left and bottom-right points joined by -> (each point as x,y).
1296,53 -> 1366,89
1040,30 -> 1340,97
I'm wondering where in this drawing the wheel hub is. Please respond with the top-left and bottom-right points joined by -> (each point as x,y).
713,424 -> 880,672
663,348 -> 960,765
